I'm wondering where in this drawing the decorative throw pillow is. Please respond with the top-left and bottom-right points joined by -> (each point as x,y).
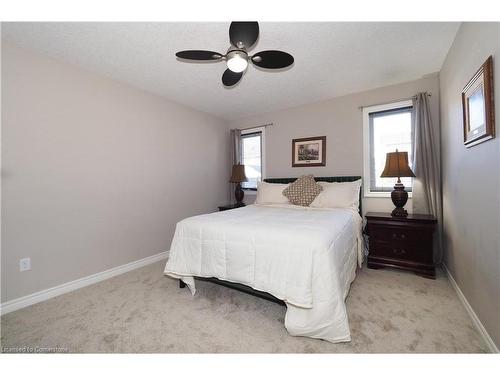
282,175 -> 323,206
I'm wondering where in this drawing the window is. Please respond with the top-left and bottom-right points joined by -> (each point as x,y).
363,100 -> 414,197
241,127 -> 265,190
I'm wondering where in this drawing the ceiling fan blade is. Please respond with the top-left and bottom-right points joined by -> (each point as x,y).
175,50 -> 223,61
251,50 -> 294,69
229,22 -> 259,49
222,69 -> 243,87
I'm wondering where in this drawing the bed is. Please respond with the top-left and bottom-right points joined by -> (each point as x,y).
164,176 -> 363,343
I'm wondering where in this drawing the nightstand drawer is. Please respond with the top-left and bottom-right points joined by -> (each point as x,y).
369,241 -> 430,263
369,225 -> 427,245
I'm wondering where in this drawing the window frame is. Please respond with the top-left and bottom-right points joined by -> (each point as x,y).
240,126 -> 266,192
362,99 -> 414,198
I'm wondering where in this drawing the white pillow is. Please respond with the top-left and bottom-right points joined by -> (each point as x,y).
310,179 -> 362,210
255,182 -> 291,205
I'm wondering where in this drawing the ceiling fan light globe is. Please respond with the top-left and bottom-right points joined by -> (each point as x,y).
226,52 -> 248,73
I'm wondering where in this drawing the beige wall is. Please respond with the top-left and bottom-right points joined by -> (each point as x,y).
440,23 -> 500,347
229,75 -> 440,215
1,42 -> 230,302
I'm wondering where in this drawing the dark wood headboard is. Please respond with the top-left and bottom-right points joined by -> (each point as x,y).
263,176 -> 362,216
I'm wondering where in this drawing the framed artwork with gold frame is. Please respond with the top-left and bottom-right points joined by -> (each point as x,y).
462,56 -> 495,148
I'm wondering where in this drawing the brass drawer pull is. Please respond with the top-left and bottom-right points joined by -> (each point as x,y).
391,232 -> 407,240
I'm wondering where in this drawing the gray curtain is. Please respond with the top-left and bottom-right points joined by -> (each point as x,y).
231,128 -> 242,165
229,129 -> 242,203
412,93 -> 443,263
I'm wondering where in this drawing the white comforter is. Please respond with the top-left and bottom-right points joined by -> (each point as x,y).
164,204 -> 363,343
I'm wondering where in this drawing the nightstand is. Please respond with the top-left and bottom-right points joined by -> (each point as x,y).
365,212 -> 437,279
218,203 -> 245,212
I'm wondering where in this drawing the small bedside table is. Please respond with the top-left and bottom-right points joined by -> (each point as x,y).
218,203 -> 245,212
365,212 -> 437,279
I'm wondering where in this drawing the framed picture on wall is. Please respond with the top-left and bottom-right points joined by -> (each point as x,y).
292,136 -> 326,167
462,55 -> 495,148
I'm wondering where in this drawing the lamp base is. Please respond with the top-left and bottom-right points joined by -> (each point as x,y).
234,183 -> 245,206
391,206 -> 408,217
391,182 -> 409,217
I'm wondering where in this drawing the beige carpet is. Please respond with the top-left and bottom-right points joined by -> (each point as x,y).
1,261 -> 487,353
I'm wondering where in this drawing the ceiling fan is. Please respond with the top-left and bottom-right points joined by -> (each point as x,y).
175,22 -> 294,87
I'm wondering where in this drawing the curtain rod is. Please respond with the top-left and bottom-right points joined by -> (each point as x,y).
237,122 -> 274,131
358,92 -> 431,111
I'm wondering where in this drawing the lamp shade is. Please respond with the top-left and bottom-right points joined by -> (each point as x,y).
229,164 -> 248,183
380,150 -> 416,178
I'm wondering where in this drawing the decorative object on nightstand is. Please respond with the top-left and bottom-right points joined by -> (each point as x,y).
218,203 -> 245,212
380,149 -> 415,217
365,212 -> 437,279
229,164 -> 248,207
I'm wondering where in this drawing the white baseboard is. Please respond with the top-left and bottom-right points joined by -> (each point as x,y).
443,263 -> 499,353
1,251 -> 169,316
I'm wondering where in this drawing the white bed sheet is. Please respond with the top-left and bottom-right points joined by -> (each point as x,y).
164,204 -> 363,343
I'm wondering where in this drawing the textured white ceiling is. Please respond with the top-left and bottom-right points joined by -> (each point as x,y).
2,22 -> 459,120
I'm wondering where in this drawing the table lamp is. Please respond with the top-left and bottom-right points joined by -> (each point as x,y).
229,164 -> 248,207
380,149 -> 415,217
